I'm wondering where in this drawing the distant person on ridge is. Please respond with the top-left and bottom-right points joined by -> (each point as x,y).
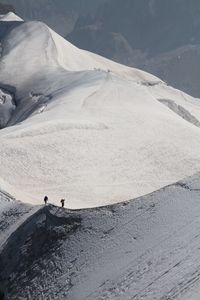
61,199 -> 65,208
44,195 -> 48,205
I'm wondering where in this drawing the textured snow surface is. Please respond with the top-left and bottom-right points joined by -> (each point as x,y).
0,20 -> 200,207
1,173 -> 200,299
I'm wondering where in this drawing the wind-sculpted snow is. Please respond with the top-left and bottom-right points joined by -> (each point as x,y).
1,174 -> 200,299
0,18 -> 200,207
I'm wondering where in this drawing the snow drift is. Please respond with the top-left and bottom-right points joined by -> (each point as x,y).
0,17 -> 200,208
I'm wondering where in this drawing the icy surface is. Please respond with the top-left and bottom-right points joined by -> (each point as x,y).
1,174 -> 200,299
0,19 -> 200,208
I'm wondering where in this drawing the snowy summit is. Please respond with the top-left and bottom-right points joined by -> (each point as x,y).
0,12 -> 23,22
0,16 -> 200,208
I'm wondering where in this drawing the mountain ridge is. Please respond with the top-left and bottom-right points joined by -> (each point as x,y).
0,16 -> 200,209
1,173 -> 200,299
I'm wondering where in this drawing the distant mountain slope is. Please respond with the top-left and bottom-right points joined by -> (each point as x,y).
1,0 -> 108,36
143,45 -> 200,98
68,0 -> 200,97
0,17 -> 200,207
69,0 -> 200,58
0,2 -> 15,14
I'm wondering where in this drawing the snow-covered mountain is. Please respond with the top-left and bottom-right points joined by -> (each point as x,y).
1,13 -> 200,300
0,13 -> 200,208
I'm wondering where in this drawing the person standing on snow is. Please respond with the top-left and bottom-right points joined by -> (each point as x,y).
61,199 -> 65,208
44,195 -> 48,205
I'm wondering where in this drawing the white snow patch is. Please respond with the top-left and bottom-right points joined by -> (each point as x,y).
0,12 -> 23,22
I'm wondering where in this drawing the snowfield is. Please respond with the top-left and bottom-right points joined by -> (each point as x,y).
1,174 -> 200,300
0,14 -> 200,209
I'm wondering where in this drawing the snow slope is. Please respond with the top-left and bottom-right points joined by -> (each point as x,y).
0,19 -> 200,207
1,173 -> 200,299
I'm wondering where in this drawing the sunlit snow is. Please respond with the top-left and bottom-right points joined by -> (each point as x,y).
0,18 -> 200,208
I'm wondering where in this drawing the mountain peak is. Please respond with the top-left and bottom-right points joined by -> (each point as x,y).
0,12 -> 23,22
0,19 -> 200,208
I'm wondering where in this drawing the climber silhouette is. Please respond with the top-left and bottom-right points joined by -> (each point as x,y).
61,199 -> 65,208
44,195 -> 48,205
